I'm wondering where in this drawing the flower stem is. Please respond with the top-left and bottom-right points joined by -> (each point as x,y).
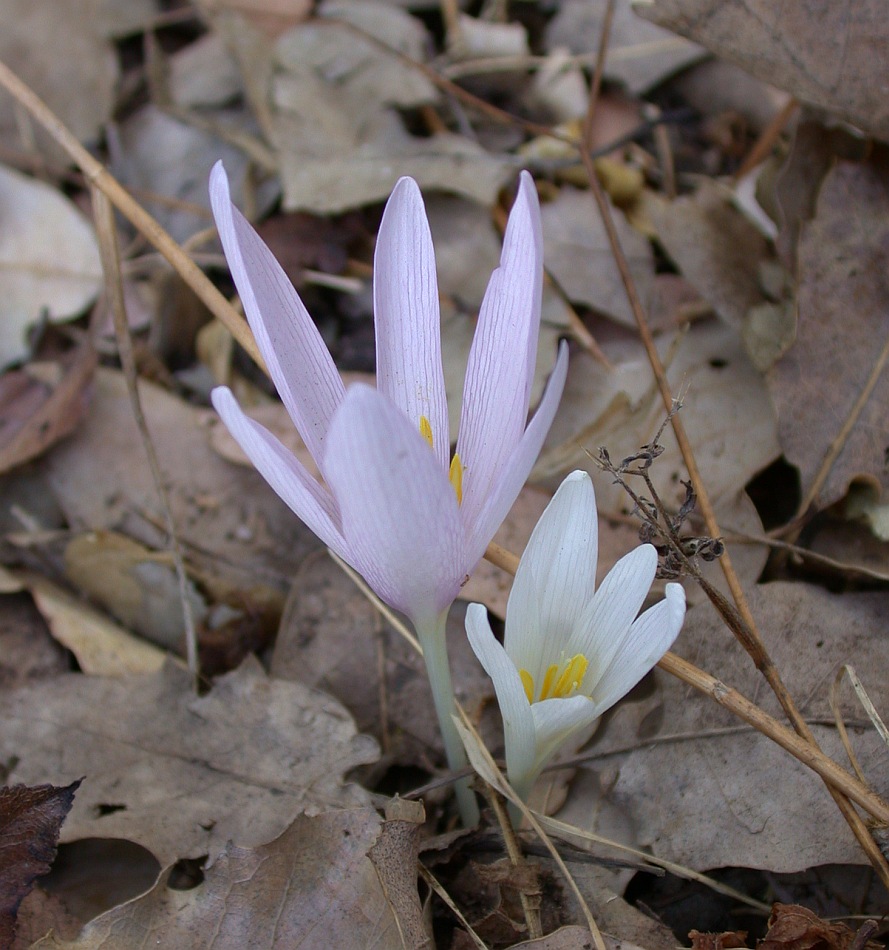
416,611 -> 480,826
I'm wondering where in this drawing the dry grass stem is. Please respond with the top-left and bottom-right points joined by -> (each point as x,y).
91,188 -> 200,682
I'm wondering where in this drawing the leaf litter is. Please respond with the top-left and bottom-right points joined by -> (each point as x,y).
0,0 -> 888,946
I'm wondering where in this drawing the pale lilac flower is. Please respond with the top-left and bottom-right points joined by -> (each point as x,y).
466,470 -> 686,803
208,162 -> 567,823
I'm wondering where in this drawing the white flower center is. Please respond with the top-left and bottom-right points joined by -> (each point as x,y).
520,654 -> 588,704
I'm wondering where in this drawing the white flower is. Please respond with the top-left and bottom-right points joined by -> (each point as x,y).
466,470 -> 686,801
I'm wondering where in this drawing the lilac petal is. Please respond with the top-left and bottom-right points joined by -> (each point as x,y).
322,385 -> 465,623
570,545 -> 658,690
465,341 -> 569,569
211,386 -> 347,557
589,583 -> 686,718
506,471 -> 599,681
466,604 -> 536,785
529,695 -> 598,779
209,162 -> 345,463
457,172 -> 545,524
374,177 -> 449,468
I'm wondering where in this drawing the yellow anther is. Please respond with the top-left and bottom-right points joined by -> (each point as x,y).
539,664 -> 559,700
553,654 -> 588,698
449,452 -> 464,505
419,415 -> 434,448
519,654 -> 588,704
520,669 -> 535,705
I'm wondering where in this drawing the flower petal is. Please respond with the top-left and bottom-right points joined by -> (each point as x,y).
465,603 -> 536,786
569,543 -> 658,690
457,172 -> 545,524
373,177 -> 449,468
505,471 -> 599,681
589,583 -> 686,718
528,695 -> 598,784
211,386 -> 347,557
210,162 -> 345,463
465,341 -> 569,568
322,385 -> 464,623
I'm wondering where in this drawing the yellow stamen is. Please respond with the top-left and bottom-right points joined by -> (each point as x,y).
539,663 -> 559,700
518,654 -> 589,704
419,417 -> 463,504
553,654 -> 588,697
449,452 -> 464,505
520,669 -> 535,704
419,415 -> 434,448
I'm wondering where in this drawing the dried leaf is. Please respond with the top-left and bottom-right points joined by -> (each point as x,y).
547,0 -> 704,95
574,582 -> 889,871
769,159 -> 889,510
32,808 -> 406,949
0,165 -> 102,369
761,903 -> 881,950
41,369 -> 320,611
63,532 -> 207,653
0,781 -> 80,948
15,569 -> 169,676
645,181 -> 773,331
634,0 -> 889,140
368,799 -> 429,948
0,660 -> 378,865
541,187 -> 655,328
271,552 -> 497,767
0,1 -> 118,150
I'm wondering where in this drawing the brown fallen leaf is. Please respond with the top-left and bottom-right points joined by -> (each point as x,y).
760,902 -> 881,950
31,808 -> 406,949
271,551 -> 497,770
635,0 -> 889,141
546,0 -> 704,95
11,568 -> 170,676
0,781 -> 80,949
368,798 -> 429,948
573,582 -> 889,872
689,930 -> 749,950
541,186 -> 655,328
644,181 -> 774,332
769,158 -> 889,511
41,368 -> 320,612
0,340 -> 96,475
0,659 -> 378,865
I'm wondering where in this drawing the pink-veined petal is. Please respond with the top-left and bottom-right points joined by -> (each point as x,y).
589,583 -> 685,718
465,341 -> 569,568
505,471 -> 599,681
209,162 -> 345,463
466,604 -> 536,785
211,386 -> 347,558
322,385 -> 464,623
373,177 -> 449,467
528,695 -> 598,782
569,544 -> 658,692
457,171 -> 545,524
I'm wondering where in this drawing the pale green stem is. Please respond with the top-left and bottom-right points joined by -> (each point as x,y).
416,611 -> 480,826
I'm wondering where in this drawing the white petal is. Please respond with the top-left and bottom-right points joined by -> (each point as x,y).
589,583 -> 686,717
464,341 -> 569,569
465,604 -> 536,785
322,385 -> 465,623
505,471 -> 598,681
209,162 -> 345,463
528,695 -> 598,782
211,387 -> 347,557
374,177 -> 449,468
457,172 -> 545,525
569,544 -> 658,689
